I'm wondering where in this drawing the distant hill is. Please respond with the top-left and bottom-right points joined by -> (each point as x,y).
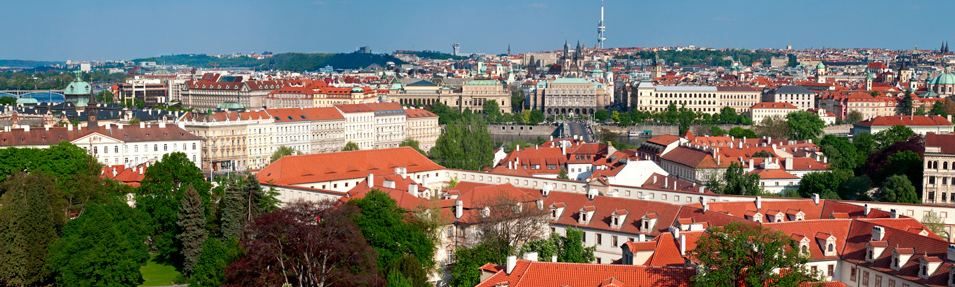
0,59 -> 64,68
133,52 -> 405,71
394,50 -> 468,61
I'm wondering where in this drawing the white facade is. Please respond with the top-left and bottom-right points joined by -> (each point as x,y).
339,108 -> 376,150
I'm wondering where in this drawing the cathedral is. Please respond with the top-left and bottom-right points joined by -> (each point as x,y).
560,41 -> 585,77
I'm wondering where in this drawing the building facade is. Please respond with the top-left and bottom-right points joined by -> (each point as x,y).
765,86 -> 816,110
404,108 -> 440,151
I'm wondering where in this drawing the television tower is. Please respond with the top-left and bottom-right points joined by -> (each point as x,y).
597,0 -> 606,49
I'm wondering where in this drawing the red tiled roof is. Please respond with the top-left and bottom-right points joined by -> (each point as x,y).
854,115 -> 953,127
475,260 -> 693,287
301,107 -> 345,120
926,132 -> 955,153
257,147 -> 444,185
751,102 -> 799,109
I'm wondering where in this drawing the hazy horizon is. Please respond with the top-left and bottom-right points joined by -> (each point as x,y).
2,0 -> 951,62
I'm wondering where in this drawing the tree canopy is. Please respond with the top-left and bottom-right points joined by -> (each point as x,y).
350,189 -> 435,278
431,113 -> 493,171
691,222 -> 815,287
786,111 -> 825,141
706,162 -> 762,196
136,152 -> 212,265
270,146 -> 301,163
342,141 -> 360,151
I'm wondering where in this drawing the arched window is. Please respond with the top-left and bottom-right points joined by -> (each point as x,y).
827,243 -> 834,252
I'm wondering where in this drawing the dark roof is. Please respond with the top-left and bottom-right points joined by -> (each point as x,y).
0,124 -> 199,146
715,86 -> 758,92
772,86 -> 814,95
406,79 -> 438,87
926,132 -> 955,153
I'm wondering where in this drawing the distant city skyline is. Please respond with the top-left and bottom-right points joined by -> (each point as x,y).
2,0 -> 952,61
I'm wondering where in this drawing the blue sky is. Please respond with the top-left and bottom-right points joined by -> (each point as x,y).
1,0 -> 950,61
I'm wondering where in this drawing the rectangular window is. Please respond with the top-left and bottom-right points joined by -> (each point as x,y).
851,267 -> 857,281
612,236 -> 618,247
828,264 -> 834,276
863,270 -> 870,286
874,275 -> 881,287
888,279 -> 896,287
596,234 -> 602,245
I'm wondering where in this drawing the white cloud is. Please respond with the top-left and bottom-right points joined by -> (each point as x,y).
530,2 -> 547,9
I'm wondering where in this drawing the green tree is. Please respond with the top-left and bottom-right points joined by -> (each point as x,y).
46,201 -> 150,287
218,176 -> 245,241
519,233 -> 561,260
385,255 -> 429,287
400,138 -> 427,155
432,114 -> 493,171
386,270 -> 414,287
557,168 -> 569,180
559,227 -> 596,263
270,146 -> 301,163
873,125 -> 915,150
594,109 -> 610,122
797,171 -> 846,199
728,127 -> 757,139
510,89 -> 525,113
706,162 -> 762,196
483,99 -> 501,123
932,101 -> 948,117
719,107 -> 740,123
786,111 -> 825,141
853,132 -> 878,167
0,172 -> 59,286
691,222 -> 815,287
342,141 -> 360,151
879,174 -> 920,204
528,109 -> 545,124
188,237 -> 239,287
922,210 -> 950,239
451,244 -> 499,287
877,150 -> 922,187
900,92 -> 914,115
178,185 -> 207,275
915,106 -> 928,116
839,175 -> 872,201
350,189 -> 435,275
846,110 -> 864,124
0,96 -> 15,105
136,152 -> 212,265
820,135 -> 859,172
755,116 -> 789,140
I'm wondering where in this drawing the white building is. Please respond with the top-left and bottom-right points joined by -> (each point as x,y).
853,115 -> 955,137
0,123 -> 202,168
750,102 -> 799,124
337,104 -> 377,150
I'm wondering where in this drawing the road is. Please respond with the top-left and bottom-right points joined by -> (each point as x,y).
563,121 -> 594,143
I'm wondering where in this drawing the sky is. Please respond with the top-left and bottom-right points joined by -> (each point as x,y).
1,0 -> 952,61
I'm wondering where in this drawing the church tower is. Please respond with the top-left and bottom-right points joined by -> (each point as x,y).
86,85 -> 99,130
650,52 -> 663,80
815,62 -> 827,84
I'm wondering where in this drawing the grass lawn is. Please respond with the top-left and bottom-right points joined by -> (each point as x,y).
139,254 -> 181,286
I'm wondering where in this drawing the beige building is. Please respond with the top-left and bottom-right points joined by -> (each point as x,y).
750,102 -> 799,124
238,110 -> 274,170
336,104 -> 376,150
303,107 -> 346,154
180,112 -> 249,172
181,75 -> 290,110
633,83 -> 760,115
404,108 -> 440,152
389,79 -> 511,113
529,78 -> 610,116
923,132 -> 955,205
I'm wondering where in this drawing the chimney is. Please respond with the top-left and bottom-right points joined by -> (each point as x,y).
699,186 -> 705,193
702,202 -> 709,213
506,256 -> 517,275
755,196 -> 762,210
23,125 -> 29,132
159,122 -> 166,128
587,189 -> 598,200
872,226 -> 885,241
664,177 -> 668,188
670,226 -> 680,238
366,173 -> 374,188
542,184 -> 552,197
118,123 -> 123,130
785,158 -> 793,170
509,161 -> 514,170
864,203 -> 871,216
811,193 -> 819,205
67,124 -> 73,131
562,145 -> 566,156
679,234 -> 687,256
891,209 -> 898,218
523,252 -> 538,262
454,200 -> 463,219
139,122 -> 145,129
408,183 -> 418,197
551,255 -> 558,262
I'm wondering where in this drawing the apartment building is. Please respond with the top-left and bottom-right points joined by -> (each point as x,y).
181,74 -> 291,110
239,110 -> 274,170
336,104 -> 377,150
268,108 -> 312,154
404,108 -> 440,151
367,102 -> 406,149
302,107 -> 346,154
764,86 -> 816,110
180,112 -> 249,172
633,82 -> 760,115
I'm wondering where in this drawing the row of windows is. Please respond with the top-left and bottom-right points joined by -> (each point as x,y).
90,142 -> 197,154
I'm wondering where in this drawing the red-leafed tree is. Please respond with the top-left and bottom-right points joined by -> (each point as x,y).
223,200 -> 384,287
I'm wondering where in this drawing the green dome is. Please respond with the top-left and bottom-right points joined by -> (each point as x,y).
351,87 -> 364,92
64,71 -> 91,96
816,62 -> 826,69
936,73 -> 955,85
15,97 -> 37,104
